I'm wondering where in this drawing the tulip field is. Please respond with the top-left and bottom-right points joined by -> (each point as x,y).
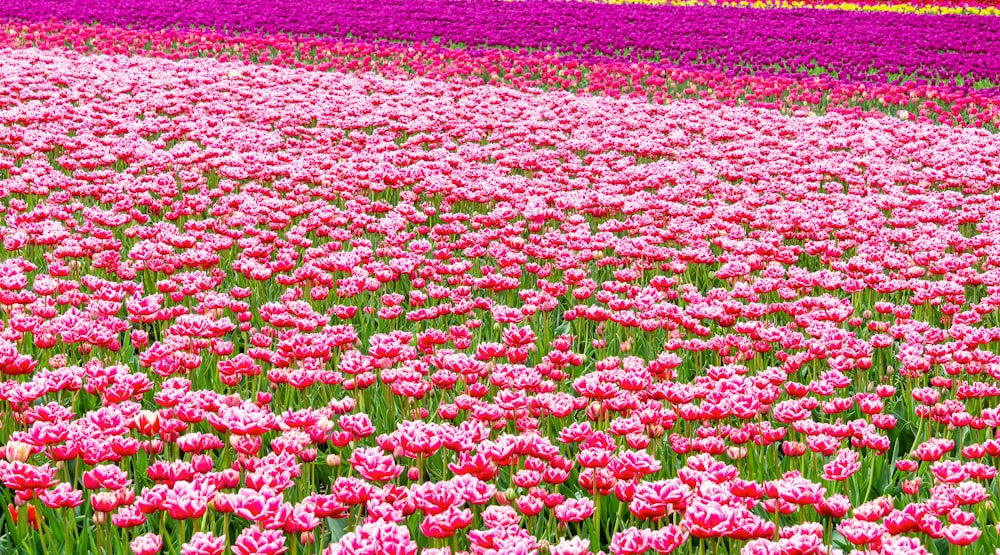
1,2 -> 1000,555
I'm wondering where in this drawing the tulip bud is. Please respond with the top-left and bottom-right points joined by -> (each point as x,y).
326,454 -> 341,467
727,446 -> 748,460
192,454 -> 214,474
142,440 -> 164,455
5,441 -> 32,463
91,492 -> 118,513
585,401 -> 605,422
503,488 -> 517,504
315,417 -> 335,433
135,410 -> 160,436
782,441 -> 806,457
219,469 -> 240,489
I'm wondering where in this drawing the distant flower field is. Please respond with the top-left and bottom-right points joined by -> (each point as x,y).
0,2 -> 998,555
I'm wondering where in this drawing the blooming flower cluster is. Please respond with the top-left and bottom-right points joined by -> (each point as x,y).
0,2 -> 998,555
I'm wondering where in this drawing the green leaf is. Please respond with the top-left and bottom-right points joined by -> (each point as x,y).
326,517 -> 350,544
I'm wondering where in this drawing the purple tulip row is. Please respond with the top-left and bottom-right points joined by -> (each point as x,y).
2,0 -> 999,91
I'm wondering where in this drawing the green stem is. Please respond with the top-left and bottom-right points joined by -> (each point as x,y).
64,509 -> 71,555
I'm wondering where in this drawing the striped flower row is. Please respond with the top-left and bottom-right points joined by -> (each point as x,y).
2,20 -> 998,131
0,0 -> 998,91
542,0 -> 1000,16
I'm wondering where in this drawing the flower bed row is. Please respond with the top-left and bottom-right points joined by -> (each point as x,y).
545,0 -> 1000,16
1,45 -> 1000,554
1,0 -> 999,90
3,20 -> 999,131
